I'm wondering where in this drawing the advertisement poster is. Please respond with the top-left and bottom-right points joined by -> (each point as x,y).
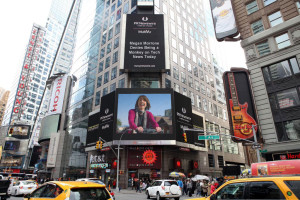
127,146 -> 161,169
48,75 -> 68,115
251,160 -> 300,176
223,70 -> 259,142
8,125 -> 31,139
121,14 -> 169,72
86,112 -> 100,147
209,0 -> 238,41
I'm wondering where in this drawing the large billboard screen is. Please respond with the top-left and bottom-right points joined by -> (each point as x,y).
209,0 -> 238,41
114,89 -> 175,144
38,114 -> 60,142
4,141 -> 20,151
223,70 -> 259,142
8,125 -> 31,139
120,14 -> 169,72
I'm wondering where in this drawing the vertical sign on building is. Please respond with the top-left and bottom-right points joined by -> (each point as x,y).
48,75 -> 68,115
12,25 -> 45,120
120,14 -> 169,72
223,70 -> 259,142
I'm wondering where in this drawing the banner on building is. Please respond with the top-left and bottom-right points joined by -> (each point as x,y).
47,132 -> 60,168
223,70 -> 259,142
209,0 -> 239,41
48,75 -> 68,115
120,14 -> 169,72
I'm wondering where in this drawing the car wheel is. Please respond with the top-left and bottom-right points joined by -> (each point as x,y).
174,197 -> 180,200
156,192 -> 162,200
146,191 -> 150,199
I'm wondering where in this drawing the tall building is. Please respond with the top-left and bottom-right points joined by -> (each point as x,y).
231,0 -> 300,161
0,88 -> 9,125
46,0 -> 246,183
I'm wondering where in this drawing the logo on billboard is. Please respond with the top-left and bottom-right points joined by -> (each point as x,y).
142,150 -> 157,165
142,17 -> 149,21
182,107 -> 186,114
105,108 -> 109,115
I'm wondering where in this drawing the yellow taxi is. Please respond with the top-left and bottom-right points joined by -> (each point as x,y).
188,176 -> 300,200
24,181 -> 114,200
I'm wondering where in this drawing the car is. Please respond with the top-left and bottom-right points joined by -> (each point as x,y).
188,176 -> 300,200
24,181 -> 114,200
9,180 -> 38,196
146,179 -> 181,200
76,178 -> 105,185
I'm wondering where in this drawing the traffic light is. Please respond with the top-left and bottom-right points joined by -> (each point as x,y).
96,141 -> 100,149
100,141 -> 103,150
183,132 -> 187,142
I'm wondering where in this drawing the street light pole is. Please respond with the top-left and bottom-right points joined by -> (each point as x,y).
116,132 -> 126,192
252,125 -> 261,163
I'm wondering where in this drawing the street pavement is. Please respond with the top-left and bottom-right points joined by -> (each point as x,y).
7,189 -> 203,200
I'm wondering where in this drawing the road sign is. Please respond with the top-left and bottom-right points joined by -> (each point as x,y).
198,135 -> 220,140
260,149 -> 267,153
252,144 -> 261,149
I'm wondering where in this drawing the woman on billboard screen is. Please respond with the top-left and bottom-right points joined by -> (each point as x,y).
128,95 -> 162,134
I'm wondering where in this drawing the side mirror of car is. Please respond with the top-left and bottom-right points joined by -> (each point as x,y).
210,194 -> 216,200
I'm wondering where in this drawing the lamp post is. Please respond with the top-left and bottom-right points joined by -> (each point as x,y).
116,132 -> 126,191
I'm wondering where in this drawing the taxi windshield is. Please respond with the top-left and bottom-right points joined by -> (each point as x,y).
70,188 -> 110,200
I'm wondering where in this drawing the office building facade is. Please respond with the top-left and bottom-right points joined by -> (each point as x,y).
231,0 -> 300,161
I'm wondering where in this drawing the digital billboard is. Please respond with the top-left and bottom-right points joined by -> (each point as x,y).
120,14 -> 169,72
209,0 -> 238,41
38,114 -> 60,142
8,125 -> 31,139
4,141 -> 20,151
223,69 -> 259,142
114,89 -> 175,144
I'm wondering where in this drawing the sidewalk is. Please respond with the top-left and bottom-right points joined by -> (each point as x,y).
111,188 -> 146,195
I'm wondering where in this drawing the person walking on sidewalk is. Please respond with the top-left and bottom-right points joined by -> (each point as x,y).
136,179 -> 141,193
187,179 -> 193,197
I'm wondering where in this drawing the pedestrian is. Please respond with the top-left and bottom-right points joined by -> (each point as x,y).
177,179 -> 183,194
187,179 -> 193,197
217,177 -> 224,188
183,180 -> 188,195
136,179 -> 141,193
113,179 -> 116,189
202,180 -> 209,197
196,180 -> 202,197
210,181 -> 216,194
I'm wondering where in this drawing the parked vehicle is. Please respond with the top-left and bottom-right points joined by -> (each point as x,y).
24,181 -> 114,200
9,180 -> 38,196
76,178 -> 105,185
188,176 -> 300,200
146,179 -> 181,200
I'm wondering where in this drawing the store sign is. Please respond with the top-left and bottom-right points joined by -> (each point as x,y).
273,152 -> 300,160
90,163 -> 109,169
12,25 -> 45,120
121,14 -> 169,72
128,146 -> 161,169
90,154 -> 106,164
48,75 -> 68,115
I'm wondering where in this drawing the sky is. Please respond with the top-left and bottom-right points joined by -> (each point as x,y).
0,0 -> 52,91
0,0 -> 247,92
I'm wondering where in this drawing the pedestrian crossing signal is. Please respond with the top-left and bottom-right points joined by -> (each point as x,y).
100,141 -> 103,150
96,141 -> 100,149
183,133 -> 187,142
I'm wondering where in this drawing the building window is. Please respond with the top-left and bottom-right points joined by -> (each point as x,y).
98,61 -> 104,73
218,156 -> 224,168
105,56 -> 111,68
95,91 -> 101,106
263,0 -> 277,6
203,98 -> 208,111
106,43 -> 112,54
275,33 -> 291,49
104,71 -> 109,84
196,95 -> 202,109
297,2 -> 300,13
181,72 -> 186,84
268,11 -> 283,27
276,119 -> 300,141
165,78 -> 171,88
173,67 -> 179,80
115,22 -> 120,35
246,1 -> 258,14
114,37 -> 119,49
208,154 -> 214,167
262,57 -> 299,83
110,83 -> 116,92
118,78 -> 125,88
111,67 -> 117,80
172,52 -> 178,63
276,88 -> 300,109
182,87 -> 187,96
174,83 -> 180,92
103,87 -> 108,96
112,51 -> 118,63
251,19 -> 264,35
256,41 -> 271,56
97,75 -> 102,88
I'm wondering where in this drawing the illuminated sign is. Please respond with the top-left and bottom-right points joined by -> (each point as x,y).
128,146 -> 161,168
273,152 -> 300,160
142,150 -> 157,165
223,70 -> 259,142
90,163 -> 109,169
12,25 -> 45,120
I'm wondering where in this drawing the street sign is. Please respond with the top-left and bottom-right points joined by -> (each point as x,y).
252,144 -> 261,149
260,149 -> 267,153
198,135 -> 220,140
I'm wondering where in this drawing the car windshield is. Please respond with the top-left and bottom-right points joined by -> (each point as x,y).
165,181 -> 178,186
24,181 -> 36,185
70,188 -> 110,200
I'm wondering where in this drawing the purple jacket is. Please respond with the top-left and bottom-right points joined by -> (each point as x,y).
128,109 -> 159,130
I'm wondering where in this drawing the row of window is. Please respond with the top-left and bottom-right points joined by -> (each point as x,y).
251,10 -> 283,35
246,0 -> 278,15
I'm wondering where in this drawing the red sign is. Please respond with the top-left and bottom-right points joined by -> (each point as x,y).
174,158 -> 181,169
127,146 -> 161,169
193,161 -> 198,169
251,160 -> 300,176
179,147 -> 190,152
